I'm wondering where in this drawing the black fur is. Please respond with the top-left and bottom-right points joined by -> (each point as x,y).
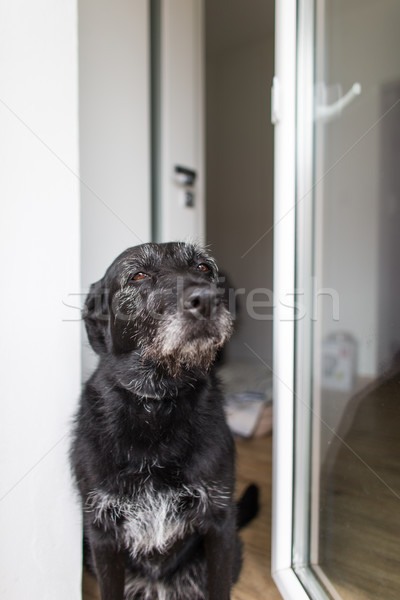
70,242 -> 257,600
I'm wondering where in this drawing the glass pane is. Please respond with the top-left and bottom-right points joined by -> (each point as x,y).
310,1 -> 400,598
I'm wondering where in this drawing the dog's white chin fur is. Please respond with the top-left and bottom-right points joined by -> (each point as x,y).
142,309 -> 233,376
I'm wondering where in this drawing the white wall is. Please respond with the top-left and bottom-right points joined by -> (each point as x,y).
0,1 -> 82,598
79,0 -> 151,378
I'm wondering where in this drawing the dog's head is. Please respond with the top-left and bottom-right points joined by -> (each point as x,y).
84,242 -> 233,376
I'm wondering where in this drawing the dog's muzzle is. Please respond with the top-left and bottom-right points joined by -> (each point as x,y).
141,280 -> 232,375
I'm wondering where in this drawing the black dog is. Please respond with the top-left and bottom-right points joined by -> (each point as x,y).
71,242 -> 257,600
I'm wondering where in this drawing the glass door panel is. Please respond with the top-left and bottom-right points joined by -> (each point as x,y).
295,1 -> 400,598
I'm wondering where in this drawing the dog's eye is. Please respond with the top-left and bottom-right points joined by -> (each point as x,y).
130,272 -> 150,282
196,263 -> 211,272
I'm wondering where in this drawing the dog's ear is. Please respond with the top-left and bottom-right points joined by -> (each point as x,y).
83,279 -> 110,355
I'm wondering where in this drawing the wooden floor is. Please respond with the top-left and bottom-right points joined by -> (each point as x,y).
319,366 -> 400,599
232,435 -> 281,600
82,435 -> 281,600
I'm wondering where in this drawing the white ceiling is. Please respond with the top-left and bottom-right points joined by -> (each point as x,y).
205,0 -> 275,57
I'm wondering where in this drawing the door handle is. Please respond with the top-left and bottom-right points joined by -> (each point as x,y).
173,165 -> 197,207
315,82 -> 362,122
174,165 -> 197,187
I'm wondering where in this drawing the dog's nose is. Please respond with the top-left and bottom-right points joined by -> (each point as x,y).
183,286 -> 218,319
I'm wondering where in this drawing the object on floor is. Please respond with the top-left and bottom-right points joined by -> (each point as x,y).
225,392 -> 272,437
218,361 -> 273,437
321,331 -> 357,392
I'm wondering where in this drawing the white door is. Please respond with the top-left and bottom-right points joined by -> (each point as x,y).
153,0 -> 205,243
273,1 -> 400,599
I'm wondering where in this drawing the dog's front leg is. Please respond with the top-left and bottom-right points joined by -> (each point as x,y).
90,541 -> 125,600
204,516 -> 236,600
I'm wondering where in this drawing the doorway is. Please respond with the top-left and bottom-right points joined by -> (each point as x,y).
205,0 -> 275,371
205,1 -> 277,598
81,1 -> 279,598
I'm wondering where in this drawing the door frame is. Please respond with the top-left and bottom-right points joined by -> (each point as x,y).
271,2 -> 338,598
271,0 -> 313,597
271,0 -> 308,596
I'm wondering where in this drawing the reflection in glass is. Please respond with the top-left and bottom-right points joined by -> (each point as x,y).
310,1 -> 400,598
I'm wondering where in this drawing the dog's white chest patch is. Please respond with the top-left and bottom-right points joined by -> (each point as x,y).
121,487 -> 189,556
87,482 -> 228,557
